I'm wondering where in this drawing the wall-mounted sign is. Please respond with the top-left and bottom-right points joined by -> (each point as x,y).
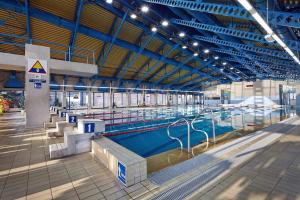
28,59 -> 47,75
245,84 -> 253,88
60,112 -> 67,118
118,161 -> 126,185
84,123 -> 95,133
34,82 -> 42,89
68,116 -> 77,123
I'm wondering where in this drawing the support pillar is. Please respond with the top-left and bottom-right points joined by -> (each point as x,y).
109,81 -> 113,109
127,91 -> 131,108
61,92 -> 67,108
25,44 -> 50,128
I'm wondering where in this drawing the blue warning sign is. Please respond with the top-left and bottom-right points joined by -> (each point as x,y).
28,60 -> 47,74
118,161 -> 126,185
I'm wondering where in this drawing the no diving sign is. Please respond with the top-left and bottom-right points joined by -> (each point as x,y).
28,58 -> 47,75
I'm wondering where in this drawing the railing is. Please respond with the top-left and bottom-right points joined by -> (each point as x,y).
167,118 -> 190,152
192,108 -> 216,143
191,116 -> 209,150
0,33 -> 95,64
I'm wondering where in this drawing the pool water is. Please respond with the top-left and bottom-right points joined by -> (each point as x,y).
105,107 -> 293,158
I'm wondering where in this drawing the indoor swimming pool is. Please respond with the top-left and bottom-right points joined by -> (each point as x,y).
99,106 -> 294,158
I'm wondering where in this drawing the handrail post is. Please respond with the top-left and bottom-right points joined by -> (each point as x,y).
211,109 -> 216,144
187,122 -> 191,153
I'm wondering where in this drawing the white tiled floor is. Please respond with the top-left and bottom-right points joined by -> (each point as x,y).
1,112 -> 300,200
0,113 -> 157,200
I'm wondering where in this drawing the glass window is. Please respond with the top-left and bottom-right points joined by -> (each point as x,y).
104,93 -> 110,108
145,94 -> 151,106
93,92 -> 104,108
138,93 -> 143,106
130,93 -> 138,106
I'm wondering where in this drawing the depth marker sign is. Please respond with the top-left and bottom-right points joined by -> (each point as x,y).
28,58 -> 47,75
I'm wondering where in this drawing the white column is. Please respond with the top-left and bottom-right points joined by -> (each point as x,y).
25,44 -> 50,128
127,91 -> 131,108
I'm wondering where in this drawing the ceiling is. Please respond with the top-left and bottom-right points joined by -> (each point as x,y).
0,0 -> 299,91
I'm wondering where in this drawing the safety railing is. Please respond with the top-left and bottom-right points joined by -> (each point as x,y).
167,118 -> 190,152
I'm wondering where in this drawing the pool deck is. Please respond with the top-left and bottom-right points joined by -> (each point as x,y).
0,112 -> 300,200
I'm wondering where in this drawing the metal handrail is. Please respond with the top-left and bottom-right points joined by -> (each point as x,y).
193,108 -> 216,143
191,118 -> 209,150
167,118 -> 191,152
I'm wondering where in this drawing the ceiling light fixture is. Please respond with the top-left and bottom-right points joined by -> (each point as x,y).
204,49 -> 210,54
106,0 -> 113,4
141,5 -> 149,13
193,52 -> 199,57
192,42 -> 198,46
130,13 -> 137,19
214,56 -> 219,60
237,0 -> 300,65
182,45 -> 187,49
222,62 -> 227,66
179,32 -> 185,37
151,26 -> 157,32
161,20 -> 169,27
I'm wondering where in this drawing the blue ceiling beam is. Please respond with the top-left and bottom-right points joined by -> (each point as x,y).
224,57 -> 299,75
212,48 -> 299,68
146,63 -> 168,82
68,0 -> 84,61
131,43 -> 165,79
178,77 -> 208,89
113,31 -> 145,77
134,44 -> 180,87
96,16 -> 118,65
172,19 -> 299,52
155,55 -> 195,84
98,10 -> 128,73
142,0 -> 300,28
193,35 -> 291,60
24,0 -> 31,44
0,1 -> 220,84
167,7 -> 250,80
117,32 -> 156,80
92,0 -> 224,84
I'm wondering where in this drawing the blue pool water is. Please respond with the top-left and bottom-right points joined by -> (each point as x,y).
105,107 -> 292,158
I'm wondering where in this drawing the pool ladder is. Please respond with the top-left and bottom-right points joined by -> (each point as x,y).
167,118 -> 189,152
166,108 -> 215,154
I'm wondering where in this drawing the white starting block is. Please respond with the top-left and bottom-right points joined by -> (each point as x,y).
65,113 -> 83,125
49,119 -> 105,159
46,121 -> 74,137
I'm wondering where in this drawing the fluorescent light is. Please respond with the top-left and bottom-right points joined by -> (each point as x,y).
130,13 -> 137,19
161,20 -> 169,27
151,26 -> 157,32
182,45 -> 187,49
179,32 -> 185,37
192,41 -> 198,46
214,56 -> 219,60
230,67 -> 234,70
237,71 -> 240,73
222,62 -> 227,66
237,0 -> 300,65
251,12 -> 273,34
193,52 -> 199,56
203,49 -> 210,54
106,0 -> 113,4
237,0 -> 253,11
141,5 -> 149,13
